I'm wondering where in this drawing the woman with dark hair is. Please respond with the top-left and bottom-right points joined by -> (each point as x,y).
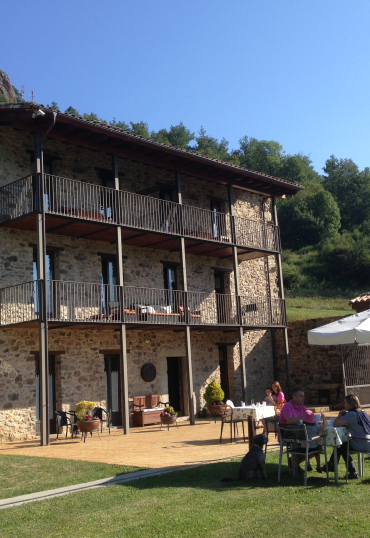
324,394 -> 370,479
265,381 -> 285,406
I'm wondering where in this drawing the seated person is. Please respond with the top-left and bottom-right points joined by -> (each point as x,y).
326,394 -> 370,479
266,381 -> 285,407
279,387 -> 307,425
264,386 -> 276,406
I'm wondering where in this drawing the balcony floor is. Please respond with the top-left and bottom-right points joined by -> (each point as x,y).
1,213 -> 274,261
1,319 -> 285,331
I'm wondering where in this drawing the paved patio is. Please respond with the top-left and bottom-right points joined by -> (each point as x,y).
0,419 -> 278,468
0,411 -> 339,469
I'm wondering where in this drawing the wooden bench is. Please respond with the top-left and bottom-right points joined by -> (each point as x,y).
132,395 -> 169,426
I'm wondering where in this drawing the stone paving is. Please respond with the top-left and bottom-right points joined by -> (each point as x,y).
0,419 -> 265,468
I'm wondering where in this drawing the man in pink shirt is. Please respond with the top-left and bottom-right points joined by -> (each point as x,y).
279,387 -> 307,425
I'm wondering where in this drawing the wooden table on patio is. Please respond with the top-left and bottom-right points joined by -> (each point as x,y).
231,405 -> 276,449
317,425 -> 349,483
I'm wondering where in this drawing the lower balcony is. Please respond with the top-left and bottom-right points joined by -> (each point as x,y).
0,281 -> 286,329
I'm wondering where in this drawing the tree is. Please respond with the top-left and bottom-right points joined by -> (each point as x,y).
322,156 -> 370,231
151,122 -> 195,149
64,106 -> 79,117
110,118 -> 130,131
233,136 -> 284,176
129,121 -> 150,138
193,127 -> 229,161
278,184 -> 341,250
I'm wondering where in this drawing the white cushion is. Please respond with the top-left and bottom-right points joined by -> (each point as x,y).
155,305 -> 172,314
226,400 -> 234,408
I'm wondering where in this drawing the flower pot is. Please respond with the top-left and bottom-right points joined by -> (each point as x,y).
160,415 -> 178,430
207,405 -> 223,416
76,419 -> 100,432
160,415 -> 177,424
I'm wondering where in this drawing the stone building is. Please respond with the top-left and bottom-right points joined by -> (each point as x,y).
0,102 -> 302,443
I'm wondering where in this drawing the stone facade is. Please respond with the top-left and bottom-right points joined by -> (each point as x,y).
0,126 -> 279,442
274,317 -> 345,405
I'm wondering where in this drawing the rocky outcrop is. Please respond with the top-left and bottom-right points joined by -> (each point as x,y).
0,70 -> 18,103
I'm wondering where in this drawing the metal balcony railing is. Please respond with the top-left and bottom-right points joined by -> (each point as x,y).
0,175 -> 34,223
0,280 -> 286,328
234,216 -> 281,253
240,295 -> 286,327
0,174 -> 281,252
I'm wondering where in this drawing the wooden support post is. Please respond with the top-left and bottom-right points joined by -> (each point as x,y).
118,324 -> 129,433
176,171 -> 195,424
35,131 -> 49,446
228,184 -> 247,402
272,197 -> 291,395
113,154 -> 130,434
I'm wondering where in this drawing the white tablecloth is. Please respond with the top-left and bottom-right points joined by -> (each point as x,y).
317,426 -> 348,447
232,405 -> 276,421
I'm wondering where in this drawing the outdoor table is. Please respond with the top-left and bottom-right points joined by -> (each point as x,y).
317,426 -> 349,483
232,405 -> 276,449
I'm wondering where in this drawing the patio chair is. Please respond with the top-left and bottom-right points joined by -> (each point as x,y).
220,404 -> 245,443
277,424 -> 329,486
346,434 -> 370,483
261,417 -> 277,454
91,407 -> 111,434
274,400 -> 286,415
55,410 -> 78,440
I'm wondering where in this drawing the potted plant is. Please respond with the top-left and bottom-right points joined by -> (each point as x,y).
75,400 -> 100,432
160,406 -> 178,426
204,379 -> 224,417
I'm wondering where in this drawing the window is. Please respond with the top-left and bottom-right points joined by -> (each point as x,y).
101,257 -> 117,315
162,263 -> 178,308
98,169 -> 115,219
210,200 -> 222,239
33,250 -> 55,316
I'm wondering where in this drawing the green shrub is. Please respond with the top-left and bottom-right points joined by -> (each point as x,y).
204,379 -> 224,406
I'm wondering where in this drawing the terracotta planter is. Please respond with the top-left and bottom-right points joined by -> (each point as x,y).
77,419 -> 100,432
207,405 -> 223,416
160,415 -> 177,425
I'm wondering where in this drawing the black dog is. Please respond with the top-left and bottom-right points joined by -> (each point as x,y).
222,434 -> 268,481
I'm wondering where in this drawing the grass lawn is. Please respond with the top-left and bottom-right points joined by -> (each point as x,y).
286,296 -> 352,322
1,451 -> 370,538
0,455 -> 143,500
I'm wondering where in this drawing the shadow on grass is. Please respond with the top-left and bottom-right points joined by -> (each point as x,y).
116,460 -> 350,492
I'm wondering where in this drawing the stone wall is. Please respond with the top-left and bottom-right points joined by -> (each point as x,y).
0,323 -> 274,442
0,126 -> 278,441
273,317 -> 345,405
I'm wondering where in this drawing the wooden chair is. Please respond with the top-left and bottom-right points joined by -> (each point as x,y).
220,404 -> 245,443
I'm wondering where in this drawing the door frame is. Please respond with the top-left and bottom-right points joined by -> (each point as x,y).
104,354 -> 122,426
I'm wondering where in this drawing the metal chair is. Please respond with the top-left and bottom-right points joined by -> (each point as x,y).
277,424 -> 329,486
220,404 -> 245,443
55,411 -> 78,440
91,407 -> 111,434
346,434 -> 370,483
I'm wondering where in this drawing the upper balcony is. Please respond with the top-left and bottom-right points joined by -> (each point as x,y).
0,280 -> 286,329
0,174 -> 281,260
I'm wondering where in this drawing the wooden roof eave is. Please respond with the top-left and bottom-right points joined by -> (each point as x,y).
1,106 -> 304,197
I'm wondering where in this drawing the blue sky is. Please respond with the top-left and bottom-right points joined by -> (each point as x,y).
1,1 -> 370,174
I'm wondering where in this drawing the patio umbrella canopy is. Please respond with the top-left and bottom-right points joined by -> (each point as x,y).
307,309 -> 370,345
